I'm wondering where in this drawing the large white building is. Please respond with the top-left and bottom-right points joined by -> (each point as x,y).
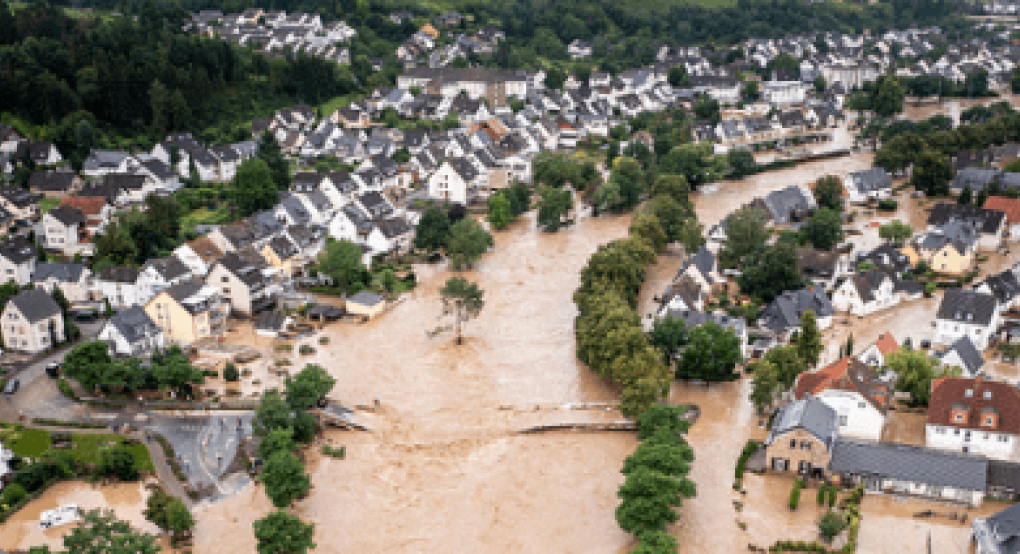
926,377 -> 1020,459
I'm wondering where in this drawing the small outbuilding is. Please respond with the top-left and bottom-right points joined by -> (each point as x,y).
345,292 -> 386,319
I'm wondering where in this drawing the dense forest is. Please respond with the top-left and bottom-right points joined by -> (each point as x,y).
0,0 -> 356,154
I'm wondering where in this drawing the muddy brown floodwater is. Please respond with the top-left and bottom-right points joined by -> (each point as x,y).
0,480 -> 161,552
193,158 -> 886,553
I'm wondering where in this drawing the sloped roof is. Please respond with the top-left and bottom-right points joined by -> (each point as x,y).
765,395 -> 838,448
829,439 -> 988,492
34,262 -> 86,283
107,306 -> 159,343
929,377 -> 1020,434
937,289 -> 998,326
60,196 -> 107,216
0,235 -> 37,264
8,289 -> 61,323
984,196 -> 1020,224
47,205 -> 86,227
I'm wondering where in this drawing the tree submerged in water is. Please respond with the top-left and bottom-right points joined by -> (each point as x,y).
430,277 -> 485,345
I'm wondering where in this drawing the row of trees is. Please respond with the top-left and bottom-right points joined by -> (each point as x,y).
63,341 -> 205,397
574,170 -> 703,417
247,363 -> 336,553
616,405 -> 696,552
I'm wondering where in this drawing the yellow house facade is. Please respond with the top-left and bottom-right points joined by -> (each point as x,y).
144,279 -> 228,345
900,240 -> 975,277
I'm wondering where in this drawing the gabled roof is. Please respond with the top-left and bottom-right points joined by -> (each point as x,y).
974,498 -> 1020,553
845,167 -> 892,193
977,270 -> 1020,305
829,439 -> 988,492
984,196 -> 1020,224
929,377 -> 1020,434
0,235 -> 37,264
927,202 -> 1006,235
106,306 -> 159,343
937,289 -> 998,326
143,256 -> 191,282
760,286 -> 834,332
7,289 -> 61,323
29,172 -> 76,192
794,356 -> 893,413
874,332 -> 899,356
184,236 -> 225,262
937,335 -> 986,377
47,205 -> 85,227
98,266 -> 140,284
33,262 -> 86,283
765,395 -> 838,448
60,197 -> 107,217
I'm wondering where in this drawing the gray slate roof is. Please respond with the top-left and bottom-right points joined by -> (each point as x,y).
765,395 -> 838,448
938,335 -> 986,377
33,262 -> 86,283
937,289 -> 998,326
347,291 -> 384,307
829,439 -> 988,492
973,497 -> 1020,554
763,185 -> 815,225
107,306 -> 159,343
846,167 -> 892,193
8,289 -> 61,323
760,286 -> 834,332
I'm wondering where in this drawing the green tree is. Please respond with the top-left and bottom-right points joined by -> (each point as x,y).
285,364 -> 336,412
871,75 -> 905,118
813,176 -> 843,211
629,212 -> 667,252
764,345 -> 807,387
958,184 -> 973,205
487,193 -> 513,230
675,322 -> 742,381
661,142 -> 725,189
64,509 -> 159,554
651,175 -> 691,202
622,439 -> 694,478
741,81 -> 760,102
615,466 -> 694,533
414,208 -> 452,252
636,404 -> 691,441
814,75 -> 827,94
668,66 -> 691,88
645,195 -> 702,251
738,241 -> 805,302
62,341 -> 113,391
258,427 -> 298,460
819,511 -> 847,542
886,346 -> 958,406
802,208 -> 844,250
258,133 -> 291,191
911,150 -> 953,197
224,362 -> 240,382
253,510 -> 316,554
749,359 -> 781,414
647,316 -> 688,366
260,451 -> 310,508
318,239 -> 369,293
145,488 -> 193,543
253,389 -> 294,437
631,530 -> 679,554
95,445 -> 139,481
1012,65 -> 1020,94
719,208 -> 769,269
727,148 -> 757,178
879,220 -> 913,245
692,96 -> 721,125
149,345 -> 205,396
436,276 -> 484,345
228,158 -> 278,217
797,310 -> 824,368
446,218 -> 493,270
537,187 -> 574,231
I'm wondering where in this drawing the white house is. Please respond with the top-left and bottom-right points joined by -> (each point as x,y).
935,289 -> 1000,351
831,269 -> 898,317
0,236 -> 37,286
33,262 -> 93,304
843,168 -> 893,204
427,158 -> 479,205
94,267 -> 146,310
97,305 -> 166,358
794,356 -> 892,442
761,81 -> 808,107
926,377 -> 1020,459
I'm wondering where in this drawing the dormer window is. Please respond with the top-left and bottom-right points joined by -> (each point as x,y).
955,413 -> 965,422
965,389 -> 973,397
985,391 -> 992,400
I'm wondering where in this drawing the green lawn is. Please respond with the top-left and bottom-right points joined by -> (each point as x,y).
38,198 -> 61,213
71,434 -> 154,472
181,206 -> 232,234
1,426 -> 54,457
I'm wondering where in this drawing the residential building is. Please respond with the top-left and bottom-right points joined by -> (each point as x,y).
759,286 -> 835,337
32,262 -> 92,303
936,335 -> 986,378
41,205 -> 90,257
973,501 -> 1020,554
97,306 -> 165,358
94,267 -> 144,310
927,377 -> 1020,458
935,289 -> 1000,350
0,236 -> 37,286
205,249 -> 279,316
843,168 -> 893,204
926,203 -> 1007,252
794,356 -> 892,441
28,172 -> 83,198
984,196 -> 1020,238
1,289 -> 64,354
145,279 -> 228,345
764,395 -> 839,478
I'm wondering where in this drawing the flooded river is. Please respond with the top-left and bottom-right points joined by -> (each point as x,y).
192,157 -> 888,553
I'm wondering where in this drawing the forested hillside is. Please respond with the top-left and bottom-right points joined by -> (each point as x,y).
0,0 -> 356,159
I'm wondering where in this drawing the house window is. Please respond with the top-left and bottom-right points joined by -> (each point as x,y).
790,439 -> 797,449
839,415 -> 848,426
222,277 -> 229,283
955,413 -> 964,422
800,441 -> 811,451
1000,435 -> 1009,443
954,428 -> 961,435
936,427 -> 946,434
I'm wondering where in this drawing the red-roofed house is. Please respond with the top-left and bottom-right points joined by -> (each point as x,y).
793,355 -> 893,441
60,197 -> 113,235
857,332 -> 900,368
926,377 -> 1020,458
983,196 -> 1020,238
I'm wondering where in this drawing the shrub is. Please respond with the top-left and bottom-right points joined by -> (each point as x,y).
95,445 -> 140,481
789,478 -> 803,510
57,379 -> 76,400
1,483 -> 27,506
827,485 -> 837,507
877,199 -> 898,210
299,345 -> 316,355
819,510 -> 847,541
202,369 -> 219,378
735,440 -> 762,480
319,336 -> 329,345
274,344 -> 293,352
816,486 -> 826,506
223,363 -> 240,382
322,445 -> 345,459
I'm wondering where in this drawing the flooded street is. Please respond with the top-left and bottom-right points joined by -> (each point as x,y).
0,480 -> 160,552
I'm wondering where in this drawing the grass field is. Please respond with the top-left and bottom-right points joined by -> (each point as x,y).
2,427 -> 54,457
181,205 -> 232,233
71,434 -> 155,472
38,198 -> 61,213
